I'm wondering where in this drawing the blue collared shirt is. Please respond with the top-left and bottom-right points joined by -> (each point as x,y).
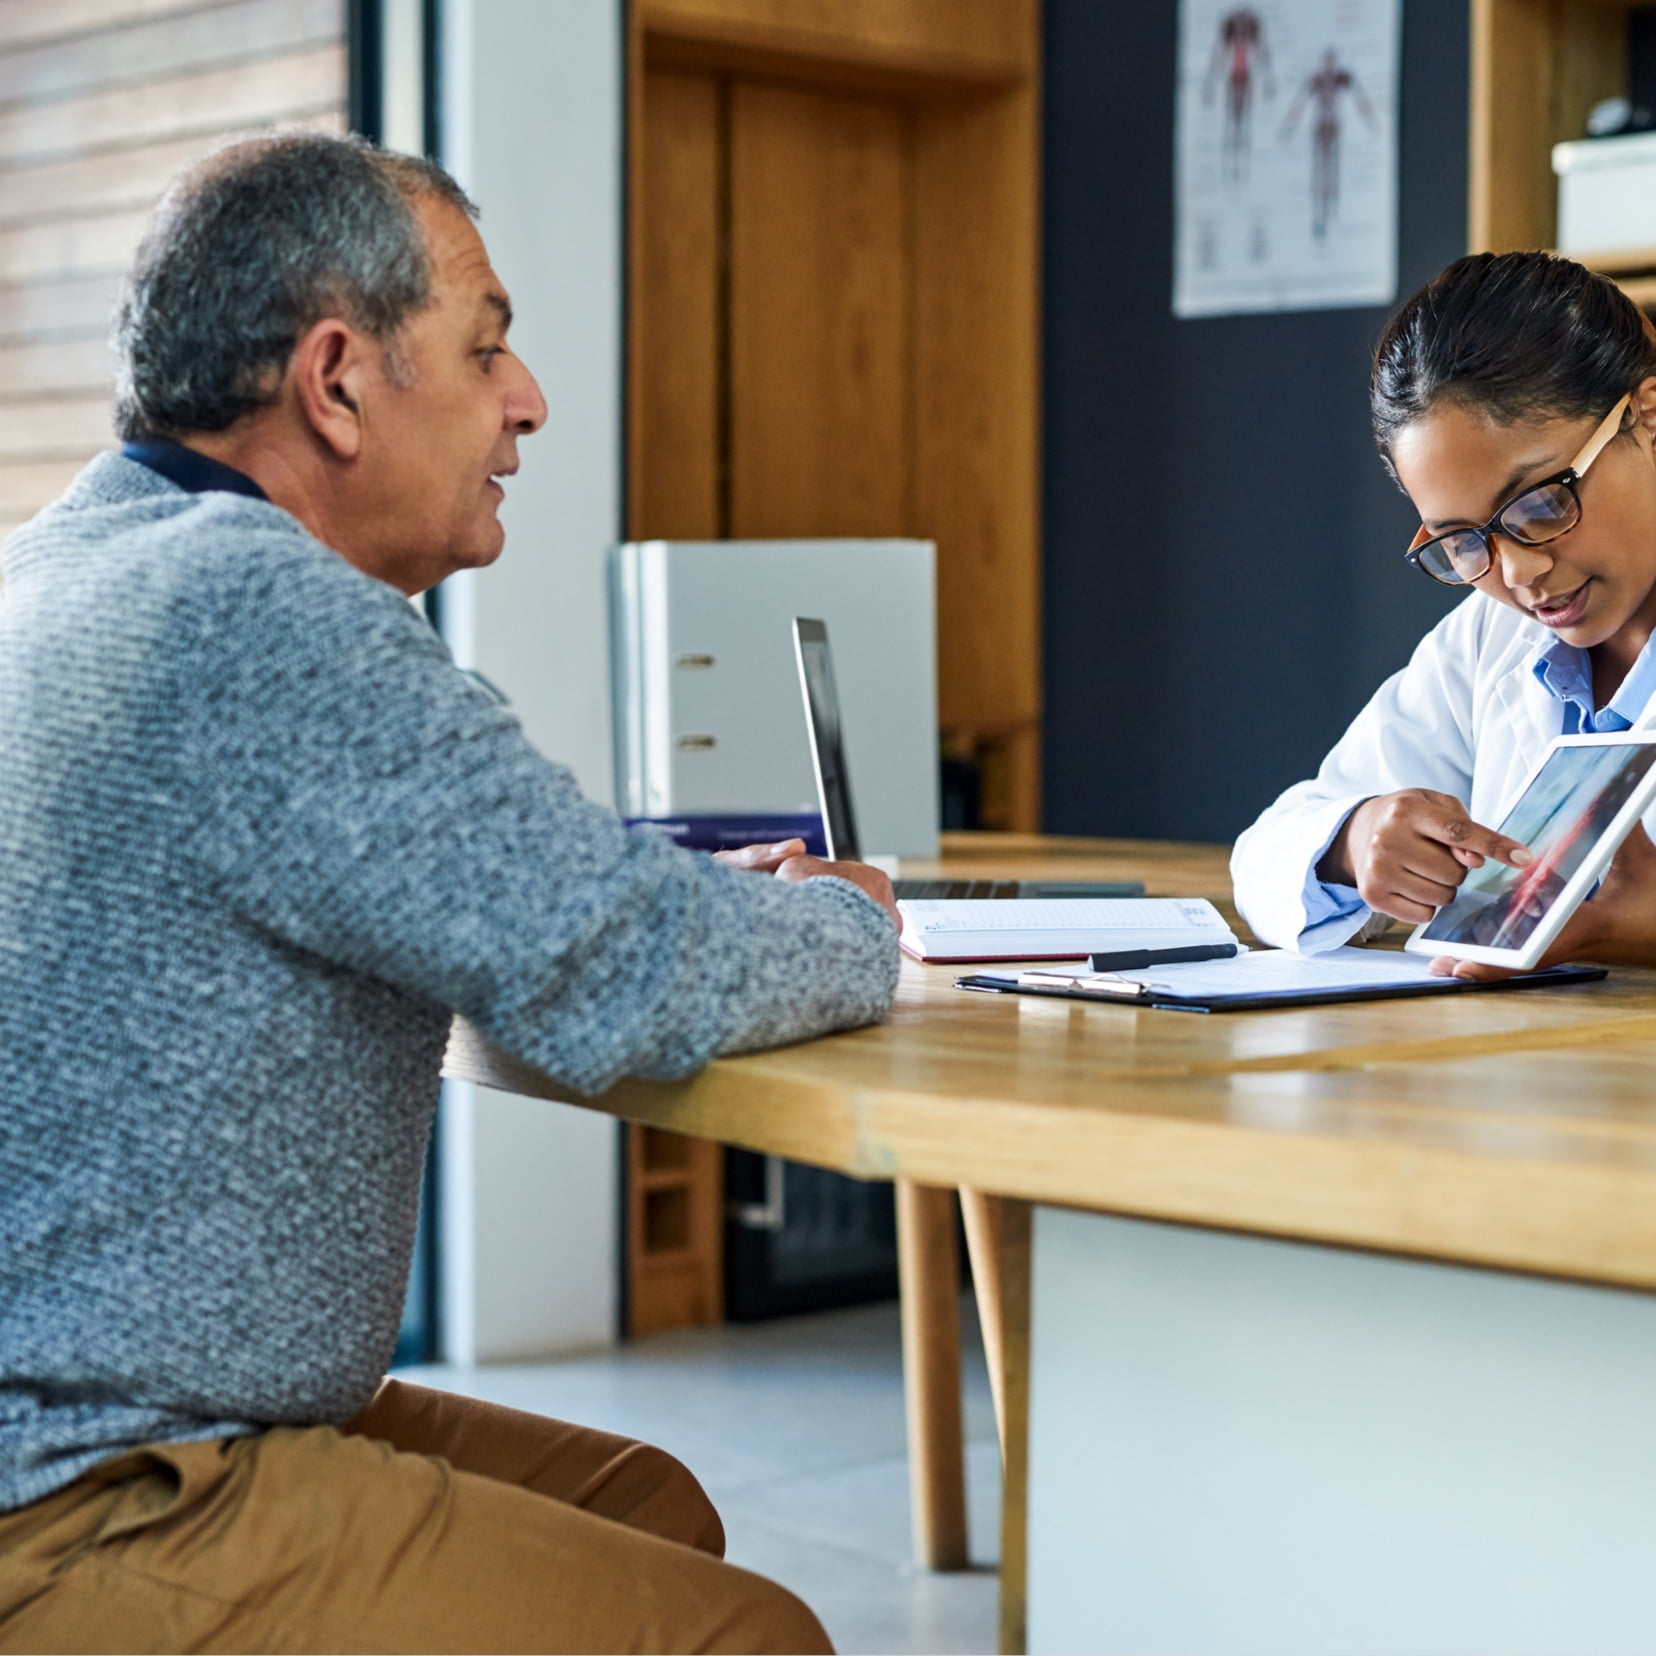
1529,631 -> 1656,733
1298,628 -> 1656,941
120,438 -> 268,502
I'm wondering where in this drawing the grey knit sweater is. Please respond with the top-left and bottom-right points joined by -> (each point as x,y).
0,454 -> 899,1514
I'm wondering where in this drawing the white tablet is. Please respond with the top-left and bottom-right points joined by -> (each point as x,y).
1404,730 -> 1656,970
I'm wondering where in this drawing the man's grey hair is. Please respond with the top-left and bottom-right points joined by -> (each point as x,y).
112,131 -> 478,442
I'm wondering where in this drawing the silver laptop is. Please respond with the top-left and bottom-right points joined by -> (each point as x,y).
790,617 -> 1142,901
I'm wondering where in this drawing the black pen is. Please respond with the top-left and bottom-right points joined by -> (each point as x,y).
1086,943 -> 1239,972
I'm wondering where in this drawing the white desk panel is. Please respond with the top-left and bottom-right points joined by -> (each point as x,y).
1028,1207 -> 1656,1656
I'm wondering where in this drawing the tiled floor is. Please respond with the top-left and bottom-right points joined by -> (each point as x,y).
401,1297 -> 1001,1655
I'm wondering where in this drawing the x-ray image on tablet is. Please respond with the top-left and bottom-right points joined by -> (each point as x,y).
1406,732 -> 1656,970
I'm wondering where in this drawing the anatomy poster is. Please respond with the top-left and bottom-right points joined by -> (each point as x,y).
1173,0 -> 1400,318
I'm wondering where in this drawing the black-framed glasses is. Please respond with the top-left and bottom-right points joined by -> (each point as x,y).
1404,393 -> 1632,586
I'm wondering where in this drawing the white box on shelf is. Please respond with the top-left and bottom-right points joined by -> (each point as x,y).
1553,131 -> 1656,255
608,538 -> 939,860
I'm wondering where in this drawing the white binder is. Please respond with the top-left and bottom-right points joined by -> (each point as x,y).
609,539 -> 939,859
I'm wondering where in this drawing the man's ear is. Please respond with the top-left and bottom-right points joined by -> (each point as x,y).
289,318 -> 370,460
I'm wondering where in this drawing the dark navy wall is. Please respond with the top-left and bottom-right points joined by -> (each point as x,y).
1041,1 -> 1469,844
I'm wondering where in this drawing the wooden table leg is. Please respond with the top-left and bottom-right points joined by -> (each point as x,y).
961,1186 -> 1007,1456
997,1198 -> 1032,1656
896,1178 -> 968,1570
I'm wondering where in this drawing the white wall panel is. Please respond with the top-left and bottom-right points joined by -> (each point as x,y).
435,0 -> 624,1361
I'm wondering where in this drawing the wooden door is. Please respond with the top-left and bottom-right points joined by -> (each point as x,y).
624,0 -> 1039,1333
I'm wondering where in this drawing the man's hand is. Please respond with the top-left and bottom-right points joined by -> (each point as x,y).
1317,789 -> 1531,924
713,839 -> 900,927
1435,825 -> 1656,981
713,838 -> 807,875
774,854 -> 900,927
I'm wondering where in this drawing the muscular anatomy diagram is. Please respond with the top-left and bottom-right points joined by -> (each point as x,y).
1204,9 -> 1274,178
1281,47 -> 1377,238
1177,6 -> 1397,314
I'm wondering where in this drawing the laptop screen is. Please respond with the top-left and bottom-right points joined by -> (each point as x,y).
792,617 -> 862,863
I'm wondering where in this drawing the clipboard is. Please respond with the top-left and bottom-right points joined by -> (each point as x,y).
954,948 -> 1608,1014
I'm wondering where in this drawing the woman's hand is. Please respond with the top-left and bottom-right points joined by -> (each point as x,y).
1436,825 -> 1656,980
1317,789 -> 1532,924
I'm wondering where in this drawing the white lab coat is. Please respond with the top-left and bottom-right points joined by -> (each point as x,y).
1231,590 -> 1656,951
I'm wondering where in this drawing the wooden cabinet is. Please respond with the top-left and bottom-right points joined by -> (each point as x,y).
622,0 -> 1040,1335
1471,0 -> 1656,303
626,1127 -> 724,1337
628,0 -> 1041,832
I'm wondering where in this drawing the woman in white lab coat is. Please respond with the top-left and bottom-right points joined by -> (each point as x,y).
1232,251 -> 1656,974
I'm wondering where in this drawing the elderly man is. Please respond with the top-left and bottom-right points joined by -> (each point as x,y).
0,133 -> 899,1653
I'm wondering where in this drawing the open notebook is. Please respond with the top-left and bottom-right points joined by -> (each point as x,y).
899,896 -> 1237,964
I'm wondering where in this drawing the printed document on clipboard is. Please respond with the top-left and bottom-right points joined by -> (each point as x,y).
955,945 -> 1606,1013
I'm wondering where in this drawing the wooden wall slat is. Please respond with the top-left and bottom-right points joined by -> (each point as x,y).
0,110 -> 344,225
728,79 -> 910,538
0,0 -> 209,52
0,271 -> 123,341
0,336 -> 112,397
0,207 -> 149,283
0,394 -> 114,459
0,44 -> 346,167
0,0 -> 340,108
0,458 -> 87,512
0,1 -> 347,538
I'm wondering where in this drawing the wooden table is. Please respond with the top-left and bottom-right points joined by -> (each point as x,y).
446,834 -> 1656,1655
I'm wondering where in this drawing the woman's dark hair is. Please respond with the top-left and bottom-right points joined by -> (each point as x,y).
1371,251 -> 1656,467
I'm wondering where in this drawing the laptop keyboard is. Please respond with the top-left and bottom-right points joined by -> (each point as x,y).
891,879 -> 1023,900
